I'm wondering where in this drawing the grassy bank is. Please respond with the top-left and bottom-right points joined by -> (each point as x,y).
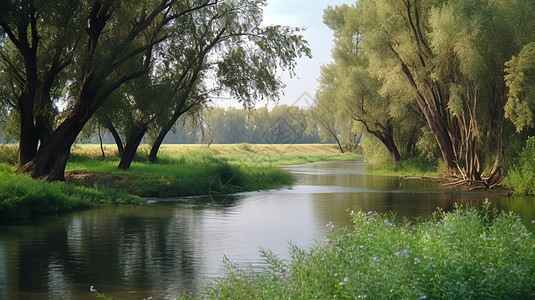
66,144 -> 359,197
203,205 -> 535,299
0,163 -> 142,221
1,144 -> 359,220
364,157 -> 441,178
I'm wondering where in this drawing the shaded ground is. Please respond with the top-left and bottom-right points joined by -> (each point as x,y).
65,171 -> 138,189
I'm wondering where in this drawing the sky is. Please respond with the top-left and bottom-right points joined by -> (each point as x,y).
260,0 -> 353,108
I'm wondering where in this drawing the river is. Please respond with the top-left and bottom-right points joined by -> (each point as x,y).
1,159 -> 534,299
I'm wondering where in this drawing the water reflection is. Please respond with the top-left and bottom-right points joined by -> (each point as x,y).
0,159 -> 533,299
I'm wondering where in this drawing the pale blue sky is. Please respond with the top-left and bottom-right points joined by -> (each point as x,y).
262,0 -> 353,108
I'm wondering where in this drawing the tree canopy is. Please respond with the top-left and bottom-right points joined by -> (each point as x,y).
315,0 -> 535,186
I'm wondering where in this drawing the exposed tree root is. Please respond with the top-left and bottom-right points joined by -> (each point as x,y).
402,173 -> 506,191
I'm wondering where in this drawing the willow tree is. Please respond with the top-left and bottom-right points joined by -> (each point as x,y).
147,0 -> 311,163
2,0 -> 216,180
317,4 -> 415,163
307,73 -> 345,153
0,0 -> 80,167
86,0 -> 309,168
347,0 -> 535,185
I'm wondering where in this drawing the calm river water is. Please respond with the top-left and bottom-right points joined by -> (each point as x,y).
1,160 -> 534,299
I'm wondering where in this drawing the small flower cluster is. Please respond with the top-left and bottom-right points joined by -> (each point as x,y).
396,249 -> 409,257
338,276 -> 349,286
482,235 -> 496,241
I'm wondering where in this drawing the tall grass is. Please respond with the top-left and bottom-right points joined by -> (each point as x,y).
504,136 -> 535,195
205,204 -> 535,299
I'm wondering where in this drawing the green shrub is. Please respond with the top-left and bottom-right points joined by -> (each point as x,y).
0,144 -> 18,165
362,136 -> 391,164
505,136 -> 535,195
207,205 -> 535,299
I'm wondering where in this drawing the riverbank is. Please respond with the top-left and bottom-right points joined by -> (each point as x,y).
0,144 -> 360,220
0,163 -> 143,221
202,205 -> 535,299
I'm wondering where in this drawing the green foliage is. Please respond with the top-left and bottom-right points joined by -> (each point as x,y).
320,0 -> 535,180
0,144 -> 18,164
505,136 -> 535,195
505,42 -> 535,132
362,135 -> 390,164
207,206 -> 535,299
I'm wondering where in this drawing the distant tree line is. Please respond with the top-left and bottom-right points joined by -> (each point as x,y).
81,105 -> 338,145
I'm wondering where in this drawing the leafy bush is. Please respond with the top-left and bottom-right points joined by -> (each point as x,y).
206,205 -> 535,299
0,144 -> 18,165
506,136 -> 535,195
362,136 -> 390,164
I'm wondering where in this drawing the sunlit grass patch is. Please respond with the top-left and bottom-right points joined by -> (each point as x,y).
366,156 -> 440,178
205,205 -> 535,299
66,145 -> 360,197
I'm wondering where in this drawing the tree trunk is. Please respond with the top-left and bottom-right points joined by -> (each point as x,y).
335,137 -> 345,153
98,127 -> 105,159
118,123 -> 147,170
18,55 -> 39,167
405,125 -> 418,158
367,127 -> 401,163
385,135 -> 401,163
398,61 -> 457,174
149,110 -> 185,163
18,95 -> 39,167
17,102 -> 92,181
105,119 -> 124,156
